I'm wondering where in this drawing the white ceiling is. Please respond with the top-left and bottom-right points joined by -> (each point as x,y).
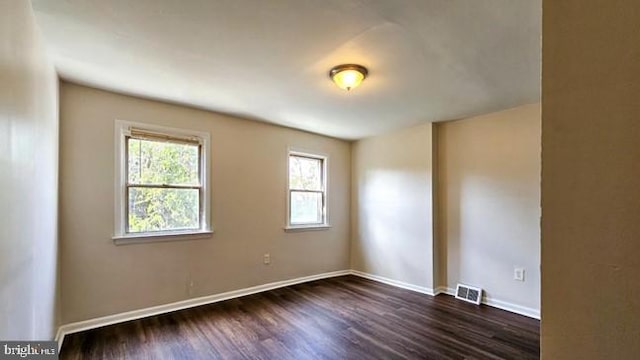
31,0 -> 541,140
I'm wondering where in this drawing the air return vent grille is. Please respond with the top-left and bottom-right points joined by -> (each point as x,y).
455,284 -> 482,305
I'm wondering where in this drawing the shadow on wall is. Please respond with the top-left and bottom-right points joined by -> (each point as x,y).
357,169 -> 432,280
436,104 -> 541,310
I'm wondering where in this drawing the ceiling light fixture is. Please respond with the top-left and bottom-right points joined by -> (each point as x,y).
329,64 -> 368,91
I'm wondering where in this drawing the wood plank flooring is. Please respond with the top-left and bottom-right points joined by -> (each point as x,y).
60,275 -> 540,359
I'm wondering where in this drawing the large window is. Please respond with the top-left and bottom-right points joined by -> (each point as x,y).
114,121 -> 211,241
287,150 -> 328,229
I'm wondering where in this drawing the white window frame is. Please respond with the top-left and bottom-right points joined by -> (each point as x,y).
285,148 -> 331,232
113,120 -> 212,244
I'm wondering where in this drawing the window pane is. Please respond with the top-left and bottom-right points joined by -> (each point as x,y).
128,138 -> 199,185
128,187 -> 199,233
290,191 -> 323,224
289,155 -> 322,191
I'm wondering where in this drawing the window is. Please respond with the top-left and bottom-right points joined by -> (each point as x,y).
286,150 -> 329,230
114,121 -> 211,242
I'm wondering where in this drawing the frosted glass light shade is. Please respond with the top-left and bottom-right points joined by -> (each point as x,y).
329,64 -> 368,91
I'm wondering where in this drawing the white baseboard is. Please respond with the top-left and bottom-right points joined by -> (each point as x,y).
55,269 -> 539,351
348,273 -> 539,320
438,286 -> 540,320
349,270 -> 436,295
55,270 -> 350,351
54,327 -> 64,351
483,296 -> 540,319
434,286 -> 450,295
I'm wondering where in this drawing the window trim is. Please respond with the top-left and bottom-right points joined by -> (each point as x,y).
113,120 -> 212,243
285,148 -> 331,231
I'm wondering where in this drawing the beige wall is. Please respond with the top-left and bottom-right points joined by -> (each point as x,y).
59,83 -> 350,323
437,104 -> 541,315
0,0 -> 59,339
542,0 -> 640,358
351,123 -> 435,290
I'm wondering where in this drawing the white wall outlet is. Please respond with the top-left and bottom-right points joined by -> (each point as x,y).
514,267 -> 525,281
263,253 -> 271,265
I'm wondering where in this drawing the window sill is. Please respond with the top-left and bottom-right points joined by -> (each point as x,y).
284,225 -> 332,233
112,230 -> 213,245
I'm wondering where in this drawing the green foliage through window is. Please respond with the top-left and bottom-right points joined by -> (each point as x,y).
127,138 -> 201,233
289,154 -> 325,225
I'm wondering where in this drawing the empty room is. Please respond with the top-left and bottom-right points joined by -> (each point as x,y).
2,0 -> 639,359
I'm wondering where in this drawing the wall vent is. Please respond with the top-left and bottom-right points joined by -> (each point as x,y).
455,283 -> 482,305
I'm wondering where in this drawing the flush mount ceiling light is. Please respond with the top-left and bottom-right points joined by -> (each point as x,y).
329,64 -> 368,91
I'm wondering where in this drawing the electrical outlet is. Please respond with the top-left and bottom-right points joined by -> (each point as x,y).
263,253 -> 271,265
514,268 -> 525,282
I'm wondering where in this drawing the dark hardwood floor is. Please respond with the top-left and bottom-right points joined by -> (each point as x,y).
60,275 -> 540,359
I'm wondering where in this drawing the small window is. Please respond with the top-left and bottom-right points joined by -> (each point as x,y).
286,150 -> 329,230
114,121 -> 211,241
